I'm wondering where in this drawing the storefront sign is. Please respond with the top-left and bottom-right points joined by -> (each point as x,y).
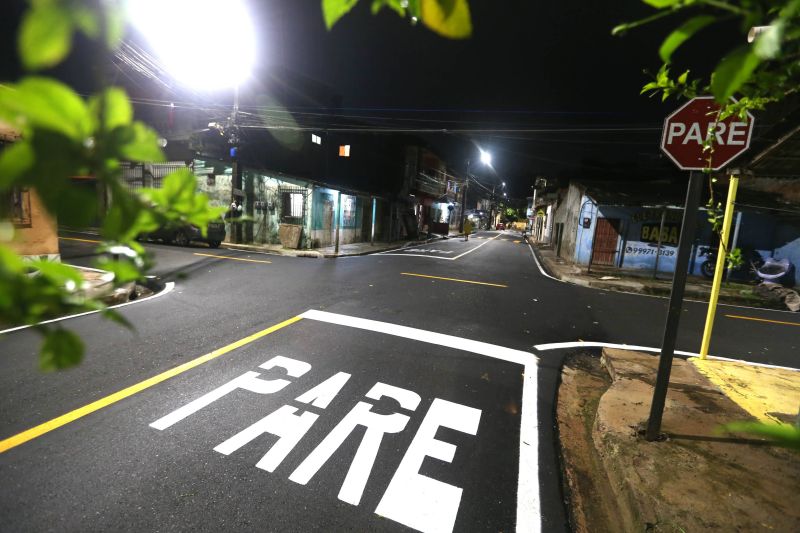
640,222 -> 680,246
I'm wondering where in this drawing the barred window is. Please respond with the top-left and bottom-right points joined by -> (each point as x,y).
281,191 -> 305,224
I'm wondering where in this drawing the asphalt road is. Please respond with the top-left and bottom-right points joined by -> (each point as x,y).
1,230 -> 797,532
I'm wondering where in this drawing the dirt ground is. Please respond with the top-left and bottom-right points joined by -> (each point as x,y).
557,350 -> 800,533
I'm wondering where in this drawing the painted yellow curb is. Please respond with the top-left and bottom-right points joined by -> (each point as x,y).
690,358 -> 800,425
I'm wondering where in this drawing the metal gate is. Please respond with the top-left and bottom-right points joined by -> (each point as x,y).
591,218 -> 621,266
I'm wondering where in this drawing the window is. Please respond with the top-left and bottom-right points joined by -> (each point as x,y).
339,144 -> 351,157
312,134 -> 322,145
341,195 -> 355,227
281,190 -> 305,224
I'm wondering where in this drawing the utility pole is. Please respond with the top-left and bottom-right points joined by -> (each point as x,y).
334,191 -> 342,255
460,159 -> 470,234
230,84 -> 242,244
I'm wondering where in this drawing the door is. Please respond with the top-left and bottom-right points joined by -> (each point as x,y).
591,218 -> 621,266
321,196 -> 334,247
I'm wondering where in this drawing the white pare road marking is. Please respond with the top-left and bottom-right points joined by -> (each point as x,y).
150,310 -> 540,533
381,234 -> 502,261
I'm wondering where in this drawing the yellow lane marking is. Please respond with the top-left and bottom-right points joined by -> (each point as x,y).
690,358 -> 800,425
59,236 -> 101,244
725,314 -> 800,327
513,240 -> 522,244
194,252 -> 272,264
0,315 -> 303,454
401,272 -> 507,288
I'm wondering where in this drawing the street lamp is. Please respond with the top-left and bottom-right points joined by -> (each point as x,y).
126,0 -> 257,90
480,149 -> 492,167
126,0 -> 257,243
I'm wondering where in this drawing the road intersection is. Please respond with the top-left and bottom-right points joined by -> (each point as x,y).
1,230 -> 797,532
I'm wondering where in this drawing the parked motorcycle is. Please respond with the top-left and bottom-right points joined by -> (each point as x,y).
698,246 -> 765,282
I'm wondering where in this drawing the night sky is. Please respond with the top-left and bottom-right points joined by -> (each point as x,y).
1,0 -> 742,198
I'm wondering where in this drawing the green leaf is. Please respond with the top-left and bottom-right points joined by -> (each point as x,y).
71,6 -> 100,39
407,0 -> 421,18
711,46 -> 761,101
39,328 -> 84,371
421,0 -> 472,39
721,421 -> 800,451
89,87 -> 133,132
643,0 -> 683,7
0,77 -> 91,140
0,141 -> 35,187
103,6 -> 126,50
30,260 -> 83,288
95,257 -> 142,283
110,121 -> 165,162
659,15 -> 715,63
677,70 -> 689,84
18,5 -> 73,70
753,22 -> 783,60
322,0 -> 360,29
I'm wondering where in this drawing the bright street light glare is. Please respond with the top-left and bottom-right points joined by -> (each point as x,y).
479,149 -> 492,166
126,0 -> 257,90
502,181 -> 506,187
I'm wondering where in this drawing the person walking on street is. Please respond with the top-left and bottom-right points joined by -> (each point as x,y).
464,218 -> 473,241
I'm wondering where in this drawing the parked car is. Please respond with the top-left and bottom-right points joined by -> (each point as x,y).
141,218 -> 226,248
496,222 -> 506,230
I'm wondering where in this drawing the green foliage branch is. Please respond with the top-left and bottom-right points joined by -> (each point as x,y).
0,0 -> 224,370
322,0 -> 473,39
616,0 -> 800,274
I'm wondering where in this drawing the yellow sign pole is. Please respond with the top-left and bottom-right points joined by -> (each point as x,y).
700,174 -> 740,359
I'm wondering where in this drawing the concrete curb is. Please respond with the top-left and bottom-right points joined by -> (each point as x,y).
530,243 -> 784,309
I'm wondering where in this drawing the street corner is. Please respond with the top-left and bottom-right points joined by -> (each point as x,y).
556,349 -> 800,533
689,357 -> 800,426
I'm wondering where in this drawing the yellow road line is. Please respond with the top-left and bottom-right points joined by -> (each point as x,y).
513,240 -> 522,244
194,252 -> 272,264
401,272 -> 507,288
59,236 -> 101,244
725,314 -> 800,327
0,315 -> 303,454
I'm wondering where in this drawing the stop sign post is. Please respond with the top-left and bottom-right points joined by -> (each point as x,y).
646,97 -> 754,442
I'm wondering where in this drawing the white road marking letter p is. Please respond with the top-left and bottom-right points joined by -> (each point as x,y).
150,356 -> 311,430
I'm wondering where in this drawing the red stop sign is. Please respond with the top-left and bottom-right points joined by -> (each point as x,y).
661,97 -> 755,171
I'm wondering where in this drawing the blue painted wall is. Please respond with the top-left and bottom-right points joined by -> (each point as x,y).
572,200 -> 799,285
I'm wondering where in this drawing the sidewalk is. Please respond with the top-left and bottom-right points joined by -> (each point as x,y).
533,242 -> 790,309
558,348 -> 800,532
222,234 -> 452,258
